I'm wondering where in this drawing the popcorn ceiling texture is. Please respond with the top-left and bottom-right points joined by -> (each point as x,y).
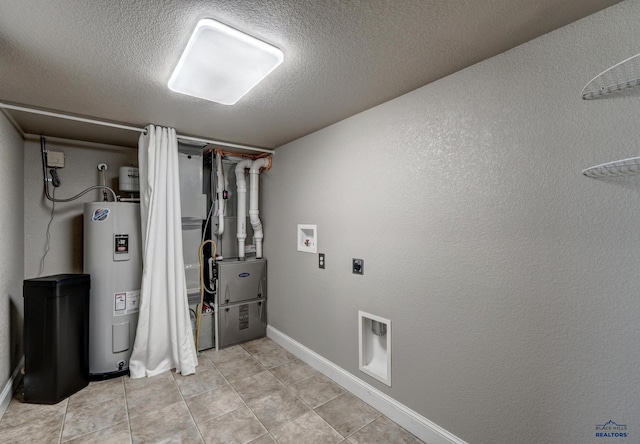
0,0 -> 619,148
262,2 -> 640,443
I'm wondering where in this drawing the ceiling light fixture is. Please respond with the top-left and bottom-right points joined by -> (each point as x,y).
168,19 -> 284,105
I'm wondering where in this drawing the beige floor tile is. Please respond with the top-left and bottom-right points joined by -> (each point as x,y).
125,373 -> 183,419
203,345 -> 251,365
241,337 -> 279,355
314,394 -> 380,437
173,366 -> 228,399
64,420 -> 131,443
289,374 -> 344,409
124,369 -> 175,391
231,371 -> 287,404
0,341 -> 421,444
250,347 -> 297,369
0,397 -> 67,429
185,384 -> 245,425
155,426 -> 204,443
130,400 -> 194,444
127,387 -> 183,420
68,378 -> 125,409
0,411 -> 63,444
247,434 -> 276,444
247,387 -> 309,430
197,406 -> 267,444
215,355 -> 265,382
270,411 -> 343,444
194,355 -> 217,370
270,360 -> 319,387
62,396 -> 128,442
346,416 -> 424,444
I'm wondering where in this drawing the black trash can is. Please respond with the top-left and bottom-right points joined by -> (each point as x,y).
23,274 -> 90,404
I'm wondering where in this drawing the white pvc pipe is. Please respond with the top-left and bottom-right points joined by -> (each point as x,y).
235,159 -> 253,259
249,158 -> 270,259
215,152 -> 225,237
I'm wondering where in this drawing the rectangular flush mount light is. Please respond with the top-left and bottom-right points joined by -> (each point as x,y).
168,19 -> 284,105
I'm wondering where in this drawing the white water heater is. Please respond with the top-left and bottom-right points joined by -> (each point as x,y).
83,202 -> 141,378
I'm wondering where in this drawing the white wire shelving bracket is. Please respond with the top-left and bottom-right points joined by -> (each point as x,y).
581,53 -> 640,100
581,54 -> 640,178
582,157 -> 640,178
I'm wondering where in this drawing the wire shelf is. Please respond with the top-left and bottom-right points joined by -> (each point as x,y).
582,157 -> 640,178
581,53 -> 640,100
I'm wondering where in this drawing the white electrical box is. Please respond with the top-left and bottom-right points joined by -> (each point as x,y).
47,151 -> 65,168
297,224 -> 317,253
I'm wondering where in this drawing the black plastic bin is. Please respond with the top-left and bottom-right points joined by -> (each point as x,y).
23,274 -> 90,404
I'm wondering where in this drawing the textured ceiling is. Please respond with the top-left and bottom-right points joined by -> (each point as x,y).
0,0 -> 622,150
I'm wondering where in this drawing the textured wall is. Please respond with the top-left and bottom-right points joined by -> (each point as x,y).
262,2 -> 640,443
0,113 -> 24,387
24,138 -> 137,279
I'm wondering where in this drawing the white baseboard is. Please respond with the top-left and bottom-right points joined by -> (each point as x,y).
267,326 -> 466,444
0,356 -> 24,420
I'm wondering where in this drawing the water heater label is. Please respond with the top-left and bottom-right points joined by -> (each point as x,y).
114,290 -> 140,316
92,208 -> 110,221
114,234 -> 131,261
115,235 -> 129,254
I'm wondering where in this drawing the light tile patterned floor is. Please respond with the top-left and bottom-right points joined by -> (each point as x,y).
0,337 -> 424,444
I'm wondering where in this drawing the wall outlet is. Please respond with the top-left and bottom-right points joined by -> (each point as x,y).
352,258 -> 364,275
319,253 -> 325,269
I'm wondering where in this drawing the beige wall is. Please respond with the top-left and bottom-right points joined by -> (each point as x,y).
262,2 -> 640,443
23,137 -> 137,279
0,113 -> 24,391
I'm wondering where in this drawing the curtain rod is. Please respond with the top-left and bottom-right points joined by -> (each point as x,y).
0,101 -> 275,154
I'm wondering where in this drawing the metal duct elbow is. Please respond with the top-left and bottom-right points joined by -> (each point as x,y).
249,157 -> 271,259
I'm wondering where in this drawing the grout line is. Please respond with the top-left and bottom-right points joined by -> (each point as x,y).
197,350 -> 271,442
60,377 -> 130,443
169,367 -> 207,443
58,398 -> 69,444
122,376 -> 133,444
237,341 -> 309,441
341,412 -> 383,441
5,339 -> 414,444
181,355 -> 213,443
258,345 -> 384,442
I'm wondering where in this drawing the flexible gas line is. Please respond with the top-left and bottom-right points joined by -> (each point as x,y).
196,239 -> 217,351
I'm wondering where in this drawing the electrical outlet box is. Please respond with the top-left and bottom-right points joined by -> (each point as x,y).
352,258 -> 364,275
47,151 -> 65,168
319,253 -> 325,269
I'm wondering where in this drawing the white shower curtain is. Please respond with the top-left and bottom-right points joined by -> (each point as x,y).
129,125 -> 198,378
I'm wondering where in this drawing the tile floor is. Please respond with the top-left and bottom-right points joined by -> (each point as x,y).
0,337 -> 425,444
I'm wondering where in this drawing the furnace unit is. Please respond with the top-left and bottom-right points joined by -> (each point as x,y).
216,258 -> 267,348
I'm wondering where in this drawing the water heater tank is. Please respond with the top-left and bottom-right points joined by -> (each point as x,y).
83,202 -> 141,378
